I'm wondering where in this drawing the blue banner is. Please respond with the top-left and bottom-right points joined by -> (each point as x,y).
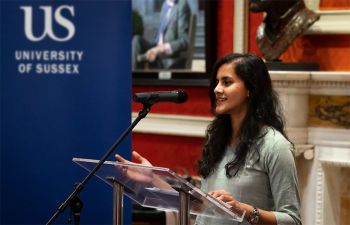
1,0 -> 131,224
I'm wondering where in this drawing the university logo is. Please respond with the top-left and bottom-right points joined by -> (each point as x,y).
20,5 -> 75,42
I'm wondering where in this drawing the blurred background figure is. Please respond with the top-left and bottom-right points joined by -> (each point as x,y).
249,0 -> 320,61
132,0 -> 191,69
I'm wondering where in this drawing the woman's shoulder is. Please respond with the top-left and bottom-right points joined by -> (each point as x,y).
260,126 -> 294,155
257,127 -> 297,173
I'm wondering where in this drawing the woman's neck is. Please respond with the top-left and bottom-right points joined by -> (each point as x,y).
230,109 -> 247,145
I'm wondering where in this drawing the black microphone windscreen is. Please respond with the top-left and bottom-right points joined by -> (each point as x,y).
176,89 -> 188,103
133,89 -> 188,104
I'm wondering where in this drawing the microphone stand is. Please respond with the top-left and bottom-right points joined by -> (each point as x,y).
46,103 -> 152,225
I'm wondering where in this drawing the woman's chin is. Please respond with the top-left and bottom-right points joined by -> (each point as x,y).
215,107 -> 226,115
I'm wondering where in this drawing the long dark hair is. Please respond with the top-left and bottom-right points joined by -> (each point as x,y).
198,53 -> 288,178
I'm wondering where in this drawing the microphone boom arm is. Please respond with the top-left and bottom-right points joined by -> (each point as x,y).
46,103 -> 152,225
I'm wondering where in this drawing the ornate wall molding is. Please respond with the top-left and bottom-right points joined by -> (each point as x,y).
271,72 -> 311,91
269,71 -> 350,96
318,146 -> 350,166
314,145 -> 350,225
233,0 -> 249,53
300,0 -> 350,34
308,127 -> 350,148
310,72 -> 350,95
294,144 -> 315,160
269,71 -> 350,94
306,10 -> 350,34
132,113 -> 210,137
315,159 -> 325,225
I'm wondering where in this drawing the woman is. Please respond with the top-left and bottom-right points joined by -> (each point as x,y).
195,53 -> 301,225
117,53 -> 301,225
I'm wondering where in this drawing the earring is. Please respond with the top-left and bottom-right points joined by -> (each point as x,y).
247,91 -> 250,98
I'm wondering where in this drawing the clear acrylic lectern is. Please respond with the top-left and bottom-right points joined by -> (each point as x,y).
73,158 -> 245,225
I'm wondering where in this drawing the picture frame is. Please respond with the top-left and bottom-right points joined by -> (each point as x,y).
132,0 -> 217,87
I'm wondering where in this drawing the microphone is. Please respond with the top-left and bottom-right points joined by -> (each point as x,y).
133,90 -> 188,105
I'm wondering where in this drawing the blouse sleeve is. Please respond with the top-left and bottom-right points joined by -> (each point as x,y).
264,136 -> 302,225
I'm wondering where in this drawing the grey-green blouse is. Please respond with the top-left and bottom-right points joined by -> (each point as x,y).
195,127 -> 301,225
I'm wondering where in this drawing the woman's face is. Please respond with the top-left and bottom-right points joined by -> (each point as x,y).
214,63 -> 249,116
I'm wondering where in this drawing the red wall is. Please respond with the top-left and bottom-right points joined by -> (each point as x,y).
281,35 -> 350,71
217,0 -> 234,58
132,133 -> 204,175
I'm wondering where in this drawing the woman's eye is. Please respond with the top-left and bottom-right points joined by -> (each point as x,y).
223,80 -> 232,86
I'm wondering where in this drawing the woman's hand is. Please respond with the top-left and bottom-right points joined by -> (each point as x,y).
115,151 -> 154,183
208,190 -> 243,213
209,190 -> 277,225
115,151 -> 153,167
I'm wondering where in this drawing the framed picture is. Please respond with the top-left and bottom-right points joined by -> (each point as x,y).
304,0 -> 350,34
132,0 -> 217,86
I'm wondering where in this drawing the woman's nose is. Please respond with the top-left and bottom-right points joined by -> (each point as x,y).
214,83 -> 222,93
